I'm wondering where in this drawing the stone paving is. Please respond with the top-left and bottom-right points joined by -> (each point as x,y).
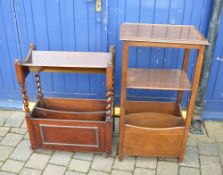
0,110 -> 223,175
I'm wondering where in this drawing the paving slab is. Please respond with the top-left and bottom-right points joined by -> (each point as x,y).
136,157 -> 157,169
69,159 -> 91,173
180,146 -> 199,168
34,148 -> 54,155
0,111 -> 12,117
88,170 -> 109,175
134,168 -> 155,175
111,136 -> 119,157
74,152 -> 94,161
200,155 -> 222,175
215,131 -> 223,143
157,161 -> 178,175
0,111 -> 11,126
10,139 -> 32,161
50,151 -> 73,166
20,168 -> 42,175
111,170 -> 132,175
1,159 -> 24,173
21,120 -> 27,128
0,127 -> 10,137
186,136 -> 198,147
65,171 -> 86,175
42,164 -> 66,175
0,145 -> 14,161
0,172 -> 17,175
179,167 -> 200,175
10,128 -> 27,135
158,157 -> 178,162
4,111 -> 24,128
91,155 -> 114,172
113,156 -> 135,171
199,142 -> 219,156
0,133 -> 23,146
25,153 -> 50,170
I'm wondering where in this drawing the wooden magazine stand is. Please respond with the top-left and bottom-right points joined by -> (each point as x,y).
15,44 -> 115,154
118,23 -> 208,161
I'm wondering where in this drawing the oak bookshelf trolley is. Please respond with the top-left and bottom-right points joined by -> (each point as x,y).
118,23 -> 208,161
15,44 -> 115,154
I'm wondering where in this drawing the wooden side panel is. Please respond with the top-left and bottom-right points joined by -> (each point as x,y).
126,101 -> 178,115
30,118 -> 110,153
32,108 -> 105,121
40,98 -> 106,112
123,125 -> 184,157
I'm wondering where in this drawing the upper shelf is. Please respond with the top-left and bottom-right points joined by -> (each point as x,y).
22,51 -> 113,73
120,23 -> 209,45
127,68 -> 191,91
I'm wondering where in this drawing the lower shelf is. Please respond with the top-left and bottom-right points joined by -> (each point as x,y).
27,97 -> 112,153
122,101 -> 185,158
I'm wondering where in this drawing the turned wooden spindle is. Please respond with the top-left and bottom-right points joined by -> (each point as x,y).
35,72 -> 43,99
109,45 -> 115,100
105,89 -> 113,119
20,84 -> 30,117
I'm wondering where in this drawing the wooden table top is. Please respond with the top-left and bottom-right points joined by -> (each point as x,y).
120,23 -> 209,45
22,51 -> 112,68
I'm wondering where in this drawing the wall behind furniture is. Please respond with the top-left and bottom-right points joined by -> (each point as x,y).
0,0 -> 214,110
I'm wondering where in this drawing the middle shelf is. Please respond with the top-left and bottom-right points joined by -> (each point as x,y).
127,68 -> 191,91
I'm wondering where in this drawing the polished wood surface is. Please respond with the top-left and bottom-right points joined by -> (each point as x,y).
119,23 -> 207,161
29,117 -> 107,152
125,101 -> 182,116
125,112 -> 184,128
23,51 -> 112,68
127,69 -> 191,90
15,44 -> 115,154
123,125 -> 184,157
118,43 -> 129,160
120,23 -> 209,45
38,98 -> 106,112
32,107 -> 105,121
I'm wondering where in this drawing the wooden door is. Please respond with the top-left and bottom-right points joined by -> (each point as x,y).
0,0 -> 108,107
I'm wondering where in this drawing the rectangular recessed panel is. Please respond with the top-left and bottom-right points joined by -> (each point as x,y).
40,124 -> 99,147
127,68 -> 191,91
120,23 -> 208,45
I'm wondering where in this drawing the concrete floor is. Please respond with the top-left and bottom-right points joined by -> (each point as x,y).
0,110 -> 223,175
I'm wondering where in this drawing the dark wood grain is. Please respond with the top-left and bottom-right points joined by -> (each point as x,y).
119,23 -> 207,161
24,51 -> 112,68
15,44 -> 115,154
123,125 -> 184,157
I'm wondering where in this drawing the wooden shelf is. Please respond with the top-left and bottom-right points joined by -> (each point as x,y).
127,68 -> 191,91
15,44 -> 115,154
120,23 -> 209,45
119,23 -> 207,161
22,51 -> 112,73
